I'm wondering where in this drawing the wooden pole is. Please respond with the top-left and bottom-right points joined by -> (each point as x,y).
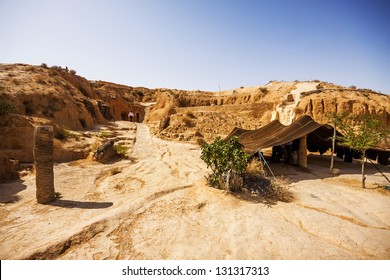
329,123 -> 336,173
299,136 -> 308,168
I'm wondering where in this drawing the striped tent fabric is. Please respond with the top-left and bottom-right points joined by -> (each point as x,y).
228,115 -> 324,153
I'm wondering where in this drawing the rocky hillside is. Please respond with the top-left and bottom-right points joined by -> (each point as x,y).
0,64 -> 159,129
1,63 -> 389,166
146,81 -> 390,144
0,63 -> 156,164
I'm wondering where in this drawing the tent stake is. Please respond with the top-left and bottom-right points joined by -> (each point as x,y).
258,150 -> 276,179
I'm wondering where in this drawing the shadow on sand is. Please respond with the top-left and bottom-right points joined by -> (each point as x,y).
0,179 -> 27,203
49,199 -> 113,209
266,154 -> 390,183
232,189 -> 279,207
232,186 -> 294,208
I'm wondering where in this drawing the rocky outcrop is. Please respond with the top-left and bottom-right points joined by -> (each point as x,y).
0,64 -> 155,163
145,81 -> 390,144
0,64 -> 151,130
93,140 -> 119,163
0,114 -> 37,162
1,63 -> 388,153
0,154 -> 19,181
295,89 -> 390,126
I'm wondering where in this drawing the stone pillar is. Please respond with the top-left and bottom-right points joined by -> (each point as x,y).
34,126 -> 55,204
298,135 -> 308,168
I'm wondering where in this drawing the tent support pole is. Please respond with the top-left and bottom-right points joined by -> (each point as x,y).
368,158 -> 390,184
258,150 -> 276,179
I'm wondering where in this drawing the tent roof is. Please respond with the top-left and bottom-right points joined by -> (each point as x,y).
227,115 -> 331,153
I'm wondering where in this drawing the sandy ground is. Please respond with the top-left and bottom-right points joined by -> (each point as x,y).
0,121 -> 390,260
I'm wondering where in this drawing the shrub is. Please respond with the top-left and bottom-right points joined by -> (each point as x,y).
268,176 -> 292,202
69,69 -> 77,75
160,116 -> 170,130
114,144 -> 128,157
99,131 -> 110,138
332,113 -> 389,188
185,111 -> 196,119
196,137 -> 207,146
0,97 -> 16,116
54,127 -> 71,140
41,63 -> 48,68
201,136 -> 250,189
246,158 -> 266,178
243,158 -> 292,202
259,87 -> 269,94
244,172 -> 292,202
182,116 -> 195,127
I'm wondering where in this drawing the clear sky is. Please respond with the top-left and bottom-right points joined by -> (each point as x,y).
0,0 -> 389,93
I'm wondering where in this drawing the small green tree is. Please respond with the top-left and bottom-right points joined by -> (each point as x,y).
332,114 -> 389,188
200,136 -> 250,190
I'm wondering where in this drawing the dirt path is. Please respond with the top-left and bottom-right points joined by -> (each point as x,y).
1,122 -> 390,259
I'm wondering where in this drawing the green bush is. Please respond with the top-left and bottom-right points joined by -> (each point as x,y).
201,136 -> 250,189
332,113 -> 389,188
114,144 -> 128,158
99,131 -> 110,138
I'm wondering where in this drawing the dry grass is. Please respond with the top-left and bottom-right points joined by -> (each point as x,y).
54,127 -> 71,140
114,143 -> 129,158
244,159 -> 292,202
185,111 -> 196,118
182,116 -> 195,127
246,158 -> 266,177
196,137 -> 207,146
227,170 -> 244,192
268,176 -> 293,202
259,87 -> 269,94
35,75 -> 47,85
160,116 -> 170,130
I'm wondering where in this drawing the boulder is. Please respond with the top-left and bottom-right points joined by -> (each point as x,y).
0,154 -> 19,181
93,140 -> 119,163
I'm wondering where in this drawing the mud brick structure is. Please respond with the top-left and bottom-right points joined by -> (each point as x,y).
34,126 -> 55,204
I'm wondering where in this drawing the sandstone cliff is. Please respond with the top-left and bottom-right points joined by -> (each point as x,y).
146,81 -> 390,144
1,63 -> 389,165
0,63 -> 154,162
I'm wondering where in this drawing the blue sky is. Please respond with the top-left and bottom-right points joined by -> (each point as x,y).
0,0 -> 389,93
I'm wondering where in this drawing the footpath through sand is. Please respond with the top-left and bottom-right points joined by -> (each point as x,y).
0,121 -> 390,259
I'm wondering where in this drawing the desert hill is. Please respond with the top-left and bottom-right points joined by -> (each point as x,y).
1,63 -> 390,260
146,81 -> 390,143
0,63 -> 157,162
1,63 -> 389,164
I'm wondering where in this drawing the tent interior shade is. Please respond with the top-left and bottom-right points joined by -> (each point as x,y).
226,115 -> 334,153
226,115 -> 389,165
